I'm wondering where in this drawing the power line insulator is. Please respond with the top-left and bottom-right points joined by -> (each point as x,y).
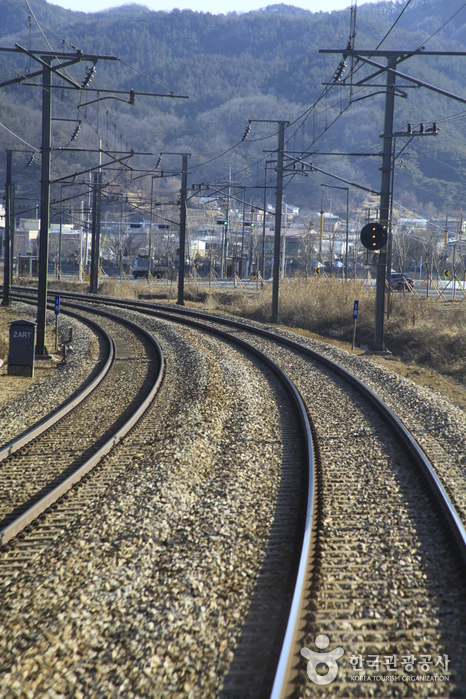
81,65 -> 96,89
242,124 -> 252,141
70,121 -> 82,142
332,59 -> 347,83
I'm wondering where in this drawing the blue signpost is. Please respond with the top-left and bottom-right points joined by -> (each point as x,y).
352,299 -> 359,350
54,294 -> 60,352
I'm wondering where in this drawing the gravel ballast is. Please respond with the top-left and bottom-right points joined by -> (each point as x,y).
0,317 -> 286,697
0,303 -> 101,446
1,303 -> 465,698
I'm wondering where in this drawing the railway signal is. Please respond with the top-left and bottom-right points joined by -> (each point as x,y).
360,222 -> 387,251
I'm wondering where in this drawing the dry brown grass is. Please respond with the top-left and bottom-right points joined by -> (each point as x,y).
2,277 -> 464,392
46,279 -> 89,294
0,320 -> 9,361
183,279 -> 466,386
99,278 -> 138,300
15,278 -> 89,294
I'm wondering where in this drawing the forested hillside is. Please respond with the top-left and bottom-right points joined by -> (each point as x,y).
1,0 -> 466,216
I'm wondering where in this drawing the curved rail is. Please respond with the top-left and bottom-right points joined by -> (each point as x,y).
47,291 -> 466,553
120,297 -> 466,557
0,302 -> 165,546
8,287 -> 318,694
8,286 -> 466,697
0,310 -> 114,463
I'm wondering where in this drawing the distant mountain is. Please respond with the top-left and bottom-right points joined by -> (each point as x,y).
98,3 -> 153,14
257,4 -> 317,16
1,0 -> 466,217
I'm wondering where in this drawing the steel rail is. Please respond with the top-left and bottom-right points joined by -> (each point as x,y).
0,309 -> 114,463
9,287 -> 317,695
135,298 -> 466,698
146,306 -> 317,699
0,299 -> 164,546
125,298 -> 466,558
9,287 -> 466,696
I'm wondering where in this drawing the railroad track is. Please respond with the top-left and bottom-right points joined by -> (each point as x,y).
1,287 -> 466,697
2,289 -> 316,698
0,301 -> 164,569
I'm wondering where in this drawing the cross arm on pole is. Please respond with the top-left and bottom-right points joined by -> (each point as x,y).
51,152 -> 135,184
0,47 -> 118,59
15,44 -> 82,88
32,84 -> 190,100
79,92 -> 135,107
0,55 -> 82,89
283,156 -> 380,195
348,52 -> 418,88
341,51 -> 466,106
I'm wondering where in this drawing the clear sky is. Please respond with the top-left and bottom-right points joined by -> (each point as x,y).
50,0 -> 382,17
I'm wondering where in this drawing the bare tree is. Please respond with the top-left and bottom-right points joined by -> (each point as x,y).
301,230 -> 318,278
392,225 -> 414,276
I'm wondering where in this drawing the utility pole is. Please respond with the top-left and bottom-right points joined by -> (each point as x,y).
79,200 -> 84,282
148,175 -> 155,285
58,196 -> 63,279
177,153 -> 190,306
262,166 -> 267,279
248,119 -> 287,321
10,182 -> 15,288
90,172 -> 102,294
345,189 -> 349,280
0,44 -> 186,355
226,170 -> 231,277
2,150 -> 12,307
387,138 -> 396,319
241,187 -> 246,278
281,195 -> 287,278
375,56 -> 396,351
220,221 -> 225,279
320,45 -> 466,349
319,194 -> 324,266
272,121 -> 288,323
36,55 -> 52,357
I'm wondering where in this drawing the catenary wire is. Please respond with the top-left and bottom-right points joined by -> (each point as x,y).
416,1 -> 466,50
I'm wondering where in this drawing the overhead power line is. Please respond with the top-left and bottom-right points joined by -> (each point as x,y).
0,119 -> 40,150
